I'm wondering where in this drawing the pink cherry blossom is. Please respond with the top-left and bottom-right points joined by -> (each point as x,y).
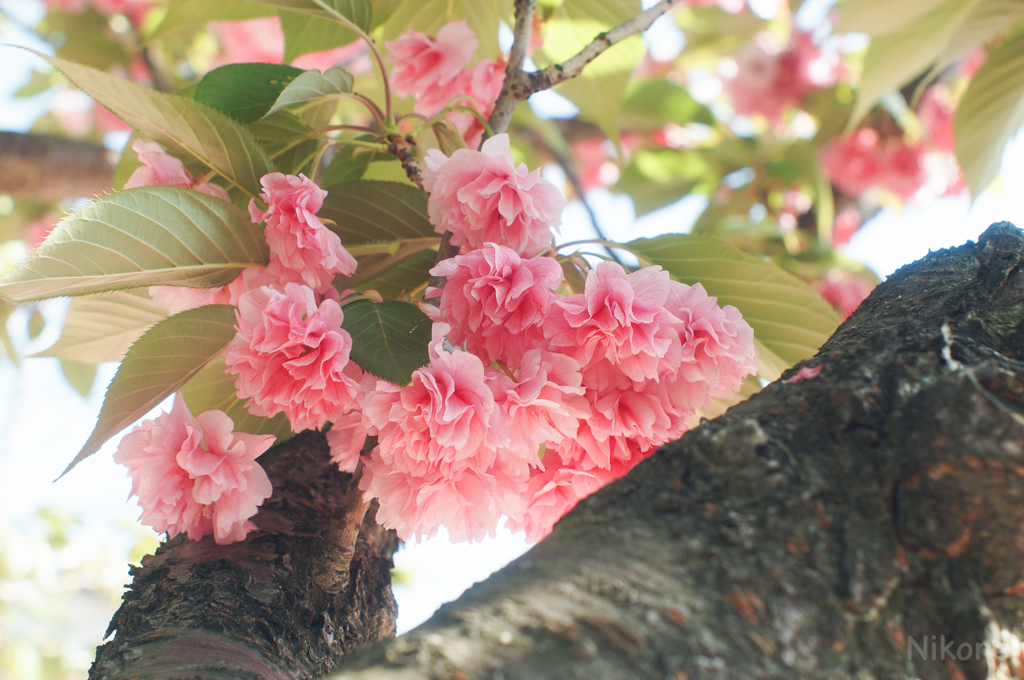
249,173 -> 357,294
545,261 -> 682,388
725,30 -> 843,125
784,365 -> 823,384
222,283 -> 362,432
149,267 -> 277,315
211,17 -> 368,72
359,451 -> 524,542
820,129 -> 925,200
362,324 -> 508,479
494,349 -> 591,461
114,393 -> 275,545
385,21 -> 478,99
124,140 -> 230,201
325,368 -> 377,472
664,281 -> 758,399
815,269 -> 874,320
422,134 -> 566,257
417,59 -> 506,149
24,213 -> 59,254
918,85 -> 955,154
429,243 -> 563,365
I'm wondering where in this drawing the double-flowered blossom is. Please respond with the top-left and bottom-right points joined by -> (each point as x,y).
429,243 -> 563,365
222,283 -> 362,433
114,394 -> 275,545
249,173 -> 358,294
125,140 -> 229,200
359,324 -> 526,541
422,134 -> 566,257
385,20 -> 478,98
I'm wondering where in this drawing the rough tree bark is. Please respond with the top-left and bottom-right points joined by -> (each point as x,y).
0,132 -> 114,201
92,222 -> 1024,679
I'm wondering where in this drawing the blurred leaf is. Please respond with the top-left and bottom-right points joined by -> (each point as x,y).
14,70 -> 54,98
37,289 -> 167,363
28,310 -> 45,339
0,187 -> 268,302
181,354 -> 295,442
615,149 -> 716,215
281,11 -> 359,62
151,0 -> 275,38
61,359 -> 97,397
246,0 -> 372,29
266,67 -> 353,117
932,0 -> 1024,79
341,299 -> 431,384
850,0 -> 983,127
540,0 -> 645,143
65,305 -> 238,475
44,54 -> 275,197
45,9 -> 131,70
620,80 -> 715,130
627,234 -> 840,367
383,0 -> 503,69
835,0 -> 951,35
194,63 -> 305,124
954,29 -> 1024,195
432,120 -> 467,156
319,180 -> 433,244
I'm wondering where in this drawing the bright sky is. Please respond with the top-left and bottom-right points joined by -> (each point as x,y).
1,0 -> 1022,644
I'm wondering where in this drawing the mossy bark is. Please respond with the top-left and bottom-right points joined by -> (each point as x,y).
95,223 -> 1024,680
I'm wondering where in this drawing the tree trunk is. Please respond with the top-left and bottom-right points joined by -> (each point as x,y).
0,132 -> 114,201
94,222 -> 1024,680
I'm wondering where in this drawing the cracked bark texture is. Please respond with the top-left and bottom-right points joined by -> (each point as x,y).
89,432 -> 399,680
93,223 -> 1024,680
322,222 -> 1024,679
0,132 -> 114,201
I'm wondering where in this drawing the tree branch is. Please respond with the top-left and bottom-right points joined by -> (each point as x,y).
0,132 -> 114,201
489,0 -> 536,136
322,222 -> 1024,679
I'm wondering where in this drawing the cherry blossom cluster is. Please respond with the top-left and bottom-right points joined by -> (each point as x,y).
385,21 -> 505,149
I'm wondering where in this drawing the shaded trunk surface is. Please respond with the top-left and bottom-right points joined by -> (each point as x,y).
90,432 -> 399,680
96,223 -> 1024,680
0,132 -> 114,201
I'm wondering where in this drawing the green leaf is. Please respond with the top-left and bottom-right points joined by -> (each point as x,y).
319,180 -> 433,244
281,11 -> 359,63
615,149 -> 717,215
834,0 -> 952,35
356,248 -> 435,299
850,0 -> 984,127
266,67 -> 354,117
0,186 -> 269,302
45,8 -> 131,71
42,53 -> 275,197
36,289 -> 168,364
539,0 -> 645,143
954,29 -> 1024,195
65,305 -> 238,475
194,63 -> 306,125
61,359 -> 98,398
182,354 -> 295,442
151,0 -> 276,38
431,121 -> 467,156
322,144 -> 388,185
245,0 -> 372,29
112,132 -> 144,191
383,0 -> 503,70
932,0 -> 1024,79
626,234 -> 840,367
620,79 -> 716,130
246,109 -> 323,176
341,299 -> 431,384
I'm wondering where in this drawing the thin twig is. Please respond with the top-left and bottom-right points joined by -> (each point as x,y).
488,0 -> 536,136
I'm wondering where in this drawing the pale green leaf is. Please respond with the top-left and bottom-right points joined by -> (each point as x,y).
341,299 -> 431,384
539,0 -> 644,143
182,355 -> 295,442
850,0 -> 984,127
42,54 -> 275,197
245,0 -> 372,30
281,11 -> 359,63
266,67 -> 354,117
319,180 -> 433,244
626,235 -> 840,367
954,30 -> 1024,195
36,289 -> 168,364
383,0 -> 503,70
0,186 -> 269,302
151,0 -> 275,39
835,0 -> 951,36
65,305 -> 238,475
194,63 -> 305,124
932,0 -> 1024,77
61,359 -> 98,398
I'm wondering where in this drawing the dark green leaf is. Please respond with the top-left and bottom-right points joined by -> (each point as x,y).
194,63 -> 305,124
323,144 -> 389,186
64,305 -> 238,475
341,299 -> 431,385
319,180 -> 433,244
353,247 -> 436,298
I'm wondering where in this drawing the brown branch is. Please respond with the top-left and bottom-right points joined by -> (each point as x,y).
0,132 -> 114,201
488,0 -> 536,136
